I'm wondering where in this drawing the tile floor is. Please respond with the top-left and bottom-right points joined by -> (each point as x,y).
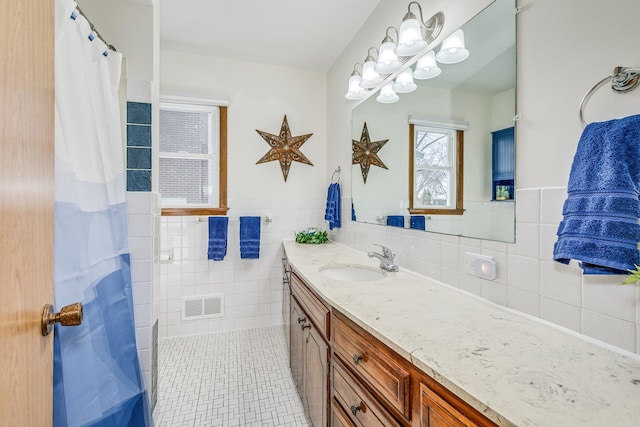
156,326 -> 309,427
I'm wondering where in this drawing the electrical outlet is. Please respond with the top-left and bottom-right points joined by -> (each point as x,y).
465,252 -> 497,280
464,252 -> 477,274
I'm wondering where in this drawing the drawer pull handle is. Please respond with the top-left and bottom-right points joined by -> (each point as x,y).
301,324 -> 311,330
297,317 -> 307,324
350,403 -> 365,416
352,353 -> 364,364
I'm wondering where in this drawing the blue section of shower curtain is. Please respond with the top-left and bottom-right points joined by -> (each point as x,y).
54,0 -> 152,425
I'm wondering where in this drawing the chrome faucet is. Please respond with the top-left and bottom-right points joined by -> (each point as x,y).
368,244 -> 399,272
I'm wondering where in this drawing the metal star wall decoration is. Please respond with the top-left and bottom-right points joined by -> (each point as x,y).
256,115 -> 314,182
352,122 -> 388,183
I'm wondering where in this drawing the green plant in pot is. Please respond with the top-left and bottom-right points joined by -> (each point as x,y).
295,228 -> 328,244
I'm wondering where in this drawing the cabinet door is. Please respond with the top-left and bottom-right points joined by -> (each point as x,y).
303,323 -> 329,427
290,297 -> 306,395
417,383 -> 477,427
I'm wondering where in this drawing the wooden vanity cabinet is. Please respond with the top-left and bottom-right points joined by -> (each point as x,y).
332,310 -> 497,427
284,257 -> 496,427
290,271 -> 331,427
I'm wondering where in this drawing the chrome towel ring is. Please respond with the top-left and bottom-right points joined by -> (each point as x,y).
579,66 -> 640,127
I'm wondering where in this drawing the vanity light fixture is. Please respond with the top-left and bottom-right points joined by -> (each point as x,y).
344,3 -> 445,103
435,29 -> 469,64
376,82 -> 399,103
413,50 -> 441,79
360,47 -> 384,89
345,63 -> 369,100
375,27 -> 403,74
392,68 -> 417,93
396,3 -> 444,57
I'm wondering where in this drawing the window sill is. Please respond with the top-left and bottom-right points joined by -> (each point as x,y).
162,207 -> 229,216
409,208 -> 464,215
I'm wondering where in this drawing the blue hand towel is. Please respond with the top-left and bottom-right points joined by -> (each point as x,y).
553,114 -> 640,274
324,182 -> 341,230
351,200 -> 357,221
208,216 -> 228,261
387,215 -> 404,228
240,216 -> 261,259
410,215 -> 426,230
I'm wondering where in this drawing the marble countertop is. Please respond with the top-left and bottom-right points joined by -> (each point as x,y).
283,240 -> 640,427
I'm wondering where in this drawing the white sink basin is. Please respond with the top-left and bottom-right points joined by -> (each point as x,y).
319,264 -> 385,282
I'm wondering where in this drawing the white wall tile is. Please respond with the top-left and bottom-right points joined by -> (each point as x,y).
583,309 -> 636,353
539,224 -> 558,261
515,188 -> 540,224
583,275 -> 636,322
482,282 -> 508,306
458,274 -> 482,297
540,187 -> 566,226
510,223 -> 539,259
508,288 -> 540,317
540,297 -> 581,333
507,255 -> 540,294
539,260 -> 581,306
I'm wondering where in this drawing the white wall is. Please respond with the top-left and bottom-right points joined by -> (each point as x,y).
328,0 -> 640,354
157,50 -> 328,337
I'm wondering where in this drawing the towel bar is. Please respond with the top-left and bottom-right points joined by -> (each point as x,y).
579,66 -> 640,127
197,215 -> 272,223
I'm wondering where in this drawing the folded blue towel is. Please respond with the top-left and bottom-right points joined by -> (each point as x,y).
351,200 -> 357,221
208,216 -> 228,261
387,215 -> 404,228
240,216 -> 261,259
410,215 -> 426,230
553,114 -> 640,274
324,182 -> 341,230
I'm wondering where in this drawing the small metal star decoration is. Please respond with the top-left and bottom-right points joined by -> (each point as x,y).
352,122 -> 388,183
256,115 -> 313,182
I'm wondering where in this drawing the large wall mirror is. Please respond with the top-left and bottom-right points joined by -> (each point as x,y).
351,0 -> 516,242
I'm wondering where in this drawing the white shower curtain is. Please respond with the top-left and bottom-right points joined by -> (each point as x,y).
54,0 -> 151,425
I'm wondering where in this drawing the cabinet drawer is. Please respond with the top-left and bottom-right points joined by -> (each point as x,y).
333,358 -> 402,427
291,272 -> 330,340
332,399 -> 356,427
418,383 -> 478,427
333,313 -> 411,419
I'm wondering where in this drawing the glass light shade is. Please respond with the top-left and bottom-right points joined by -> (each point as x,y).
396,18 -> 427,56
392,68 -> 417,93
345,74 -> 368,100
360,60 -> 384,88
376,82 -> 399,104
413,50 -> 442,79
435,29 -> 470,64
374,41 -> 402,74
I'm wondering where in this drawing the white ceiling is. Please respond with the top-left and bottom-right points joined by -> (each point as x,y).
159,0 -> 382,71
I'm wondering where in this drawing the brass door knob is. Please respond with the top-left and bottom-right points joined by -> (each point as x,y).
41,302 -> 83,336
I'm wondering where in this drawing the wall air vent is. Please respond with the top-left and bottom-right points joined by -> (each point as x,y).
181,294 -> 224,321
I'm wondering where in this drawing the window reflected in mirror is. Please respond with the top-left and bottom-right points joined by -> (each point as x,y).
410,124 -> 463,214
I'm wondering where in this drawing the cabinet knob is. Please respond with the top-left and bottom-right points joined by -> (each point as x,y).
352,353 -> 364,365
350,402 -> 365,416
297,317 -> 307,324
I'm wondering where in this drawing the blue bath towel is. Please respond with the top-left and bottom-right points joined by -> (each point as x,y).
553,114 -> 640,274
324,182 -> 341,230
387,215 -> 404,228
410,215 -> 426,230
208,217 -> 228,261
240,216 -> 261,259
